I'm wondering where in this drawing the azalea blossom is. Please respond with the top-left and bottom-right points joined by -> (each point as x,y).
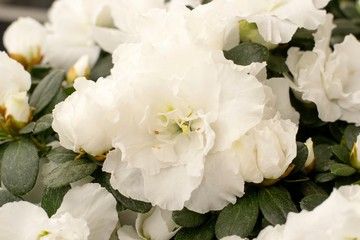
103,39 -> 266,213
0,183 -> 118,240
3,17 -> 46,68
0,51 -> 31,127
287,14 -> 360,125
206,0 -> 330,44
52,77 -> 124,156
255,224 -> 284,240
43,0 -> 113,70
66,55 -> 91,84
283,185 -> 360,239
117,207 -> 180,240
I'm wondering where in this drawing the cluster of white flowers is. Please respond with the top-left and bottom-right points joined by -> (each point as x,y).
9,0 -> 360,239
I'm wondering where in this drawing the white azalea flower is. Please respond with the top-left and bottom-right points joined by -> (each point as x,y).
233,113 -> 298,183
43,0 -> 112,69
104,41 -> 266,212
0,183 -> 118,240
350,135 -> 360,170
283,185 -> 360,240
287,14 -> 360,125
255,224 -> 284,240
66,55 -> 91,84
208,0 -> 330,44
117,207 -> 180,240
3,17 -> 46,68
0,51 -> 31,127
52,77 -> 125,156
92,0 -> 165,53
4,92 -> 31,124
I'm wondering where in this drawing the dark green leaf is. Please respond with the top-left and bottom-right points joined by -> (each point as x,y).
90,54 -> 113,80
44,159 -> 98,188
33,114 -> 53,134
331,145 -> 350,163
1,139 -> 39,196
298,181 -> 328,196
175,217 -> 216,240
41,185 -> 71,217
315,172 -> 336,183
0,189 -> 21,207
215,190 -> 258,238
172,208 -> 209,228
29,70 -> 65,114
314,144 -> 336,172
291,142 -> 309,174
19,122 -> 36,135
258,186 -> 298,225
47,147 -> 77,164
339,1 -> 360,19
344,125 -> 360,150
300,194 -> 328,211
330,163 -> 356,177
224,43 -> 269,66
267,55 -> 289,73
111,190 -> 152,213
41,89 -> 68,115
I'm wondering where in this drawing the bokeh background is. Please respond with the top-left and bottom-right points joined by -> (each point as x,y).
0,0 -> 53,50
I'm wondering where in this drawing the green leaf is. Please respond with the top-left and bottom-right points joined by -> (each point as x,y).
267,55 -> 289,73
19,122 -> 36,135
315,172 -> 336,183
173,208 -> 209,228
330,163 -> 356,177
90,54 -> 113,80
291,142 -> 309,174
44,159 -> 98,188
1,139 -> 39,196
0,189 -> 21,207
298,181 -> 328,196
215,189 -> 258,239
300,194 -> 328,211
29,70 -> 65,114
175,217 -> 216,240
0,143 -> 9,180
33,114 -> 53,134
41,185 -> 71,217
47,147 -> 77,164
224,43 -> 269,66
258,186 -> 298,225
344,125 -> 360,150
314,144 -> 336,172
331,145 -> 350,163
111,190 -> 152,213
41,89 -> 68,115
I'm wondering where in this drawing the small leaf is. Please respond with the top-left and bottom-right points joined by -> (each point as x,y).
267,55 -> 289,73
173,208 -> 209,228
90,54 -> 113,80
111,190 -> 152,213
47,147 -> 77,164
175,217 -> 216,240
29,70 -> 65,114
44,159 -> 98,188
330,163 -> 356,177
258,186 -> 298,225
291,142 -> 309,174
331,145 -> 350,163
41,185 -> 71,217
19,122 -> 36,135
224,43 -> 269,66
315,172 -> 336,183
344,125 -> 360,150
33,114 -> 53,134
1,139 -> 39,196
0,189 -> 21,207
215,189 -> 258,238
41,89 -> 68,115
300,194 -> 328,211
299,181 -> 328,196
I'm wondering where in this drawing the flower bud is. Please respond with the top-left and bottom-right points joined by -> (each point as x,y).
350,135 -> 360,170
304,138 -> 316,172
239,20 -> 277,49
66,55 -> 91,84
